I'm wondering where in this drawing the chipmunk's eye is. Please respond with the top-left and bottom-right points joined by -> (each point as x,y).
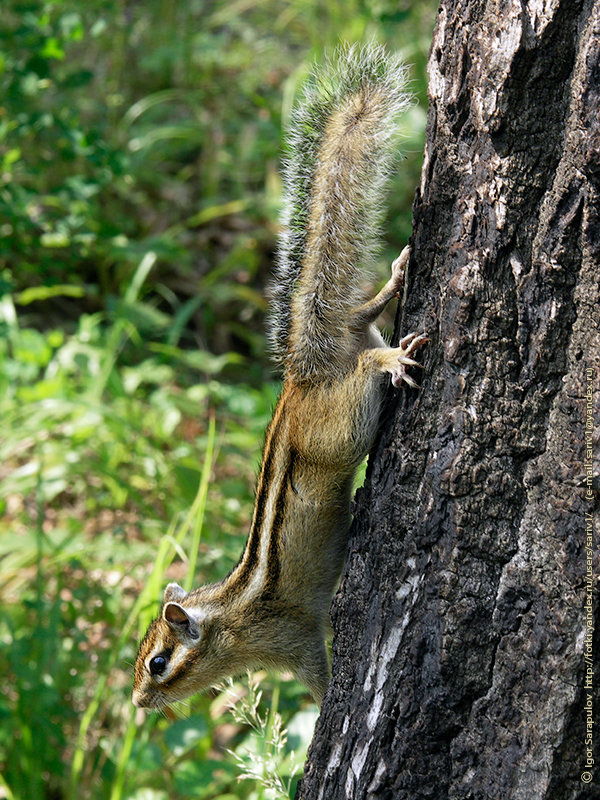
149,654 -> 168,676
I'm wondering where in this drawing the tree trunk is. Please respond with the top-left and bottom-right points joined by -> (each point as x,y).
296,1 -> 599,798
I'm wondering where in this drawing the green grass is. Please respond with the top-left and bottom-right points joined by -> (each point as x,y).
0,270 -> 313,800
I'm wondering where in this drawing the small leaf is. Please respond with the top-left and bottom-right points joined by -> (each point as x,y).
40,38 -> 65,60
3,148 -> 21,168
40,231 -> 70,248
163,714 -> 208,757
59,12 -> 84,41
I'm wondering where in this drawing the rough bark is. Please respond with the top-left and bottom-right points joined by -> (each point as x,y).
296,1 -> 599,798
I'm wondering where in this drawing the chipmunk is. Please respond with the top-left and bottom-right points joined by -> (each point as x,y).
132,43 -> 426,709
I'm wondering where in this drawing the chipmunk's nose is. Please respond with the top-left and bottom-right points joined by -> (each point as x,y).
131,689 -> 146,708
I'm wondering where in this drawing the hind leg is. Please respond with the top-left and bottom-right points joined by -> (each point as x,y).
352,245 -> 409,326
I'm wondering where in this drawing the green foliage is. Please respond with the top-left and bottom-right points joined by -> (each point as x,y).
0,0 -> 436,798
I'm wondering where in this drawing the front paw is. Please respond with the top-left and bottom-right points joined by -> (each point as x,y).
390,246 -> 411,295
391,332 -> 428,389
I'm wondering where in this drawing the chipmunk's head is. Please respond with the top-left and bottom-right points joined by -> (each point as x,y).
132,582 -> 236,710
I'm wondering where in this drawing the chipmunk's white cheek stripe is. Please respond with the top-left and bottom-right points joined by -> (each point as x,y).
163,647 -> 189,680
145,615 -> 210,682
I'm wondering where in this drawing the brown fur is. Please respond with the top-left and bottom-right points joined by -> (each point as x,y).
132,46 -> 424,708
132,248 -> 425,708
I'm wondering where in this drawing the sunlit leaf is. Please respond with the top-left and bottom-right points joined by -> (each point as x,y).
163,714 -> 209,757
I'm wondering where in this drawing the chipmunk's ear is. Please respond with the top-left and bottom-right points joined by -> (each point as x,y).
163,602 -> 200,640
163,582 -> 186,603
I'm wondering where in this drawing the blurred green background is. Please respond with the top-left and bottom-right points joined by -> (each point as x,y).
0,1 -> 437,798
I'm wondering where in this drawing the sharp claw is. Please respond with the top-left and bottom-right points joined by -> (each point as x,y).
391,369 -> 419,390
391,330 -> 427,390
400,331 -> 429,349
397,356 -> 422,368
399,332 -> 419,347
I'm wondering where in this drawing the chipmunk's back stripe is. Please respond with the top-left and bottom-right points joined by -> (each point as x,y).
236,446 -> 274,588
260,453 -> 292,600
226,395 -> 287,596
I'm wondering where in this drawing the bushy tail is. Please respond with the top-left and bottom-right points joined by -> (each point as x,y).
269,43 -> 411,381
